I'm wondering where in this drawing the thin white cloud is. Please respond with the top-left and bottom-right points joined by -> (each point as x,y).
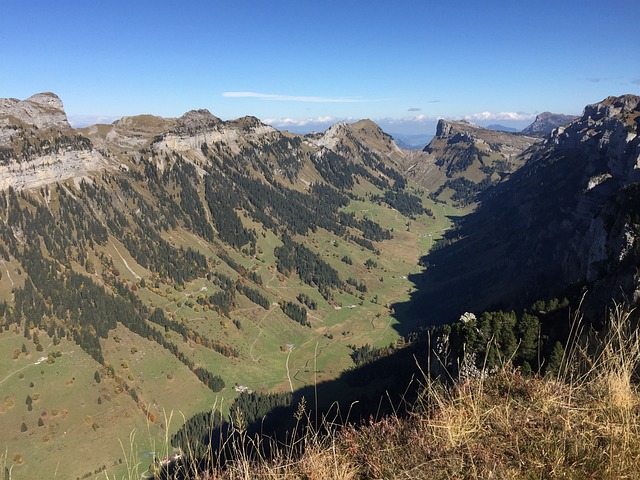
408,107 -> 422,112
263,116 -> 340,128
223,91 -> 366,103
463,111 -> 535,121
379,114 -> 439,124
632,78 -> 640,85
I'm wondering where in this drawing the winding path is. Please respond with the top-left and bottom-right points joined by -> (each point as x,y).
1,259 -> 14,287
0,356 -> 49,385
285,348 -> 294,392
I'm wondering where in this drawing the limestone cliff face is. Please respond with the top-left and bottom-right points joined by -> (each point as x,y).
306,119 -> 405,169
561,96 -> 640,307
0,92 -> 70,131
509,95 -> 640,306
0,93 -> 407,194
0,93 -> 113,190
153,113 -> 277,157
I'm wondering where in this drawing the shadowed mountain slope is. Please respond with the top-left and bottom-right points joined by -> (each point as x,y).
398,94 -> 640,325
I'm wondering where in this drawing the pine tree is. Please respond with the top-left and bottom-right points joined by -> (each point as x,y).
547,341 -> 565,376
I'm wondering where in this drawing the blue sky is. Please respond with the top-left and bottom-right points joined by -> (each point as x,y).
1,0 -> 638,134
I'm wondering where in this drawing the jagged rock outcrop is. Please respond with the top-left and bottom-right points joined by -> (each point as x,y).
174,109 -> 222,135
415,94 -> 640,322
0,92 -> 410,193
521,112 -> 577,136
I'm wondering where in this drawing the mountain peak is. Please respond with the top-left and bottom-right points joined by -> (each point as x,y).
174,109 -> 222,135
434,119 -> 481,138
227,115 -> 275,134
26,92 -> 65,111
582,94 -> 640,123
0,91 -> 70,130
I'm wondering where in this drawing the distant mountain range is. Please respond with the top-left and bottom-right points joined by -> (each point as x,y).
400,119 -> 539,206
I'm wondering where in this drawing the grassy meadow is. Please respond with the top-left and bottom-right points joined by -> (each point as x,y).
0,184 -> 458,479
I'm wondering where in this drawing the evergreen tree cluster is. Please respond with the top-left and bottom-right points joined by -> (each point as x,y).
279,300 -> 309,327
346,277 -> 367,293
349,235 -> 380,254
431,176 -> 493,206
228,391 -> 293,434
349,343 -> 396,367
198,272 -> 269,316
440,301 -> 573,375
2,131 -> 93,163
296,293 -> 318,310
237,282 -> 270,309
274,236 -> 343,291
170,391 -> 293,459
169,158 -> 214,241
371,189 -> 430,218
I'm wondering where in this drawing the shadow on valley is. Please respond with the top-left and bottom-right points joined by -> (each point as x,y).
168,339 -> 433,478
165,187 -> 597,478
168,192 -> 576,477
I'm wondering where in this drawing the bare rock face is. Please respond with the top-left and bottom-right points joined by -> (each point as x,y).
0,92 -> 70,131
174,109 -> 222,136
419,94 -> 640,321
0,93 -> 113,190
102,114 -> 175,150
548,94 -> 640,187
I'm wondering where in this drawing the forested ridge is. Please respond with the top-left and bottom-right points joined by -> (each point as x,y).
0,114 -> 434,453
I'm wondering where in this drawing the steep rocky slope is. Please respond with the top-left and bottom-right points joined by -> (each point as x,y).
413,94 -> 640,322
0,93 -> 409,195
404,119 -> 539,205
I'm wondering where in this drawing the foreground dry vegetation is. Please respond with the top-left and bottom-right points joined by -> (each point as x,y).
5,305 -> 640,480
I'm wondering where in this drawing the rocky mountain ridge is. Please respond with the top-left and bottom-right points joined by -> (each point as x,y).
2,90 -> 640,479
0,93 -> 408,194
415,94 -> 640,322
0,93 -> 113,191
0,92 -> 437,479
0,92 -> 70,131
403,119 -> 539,205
